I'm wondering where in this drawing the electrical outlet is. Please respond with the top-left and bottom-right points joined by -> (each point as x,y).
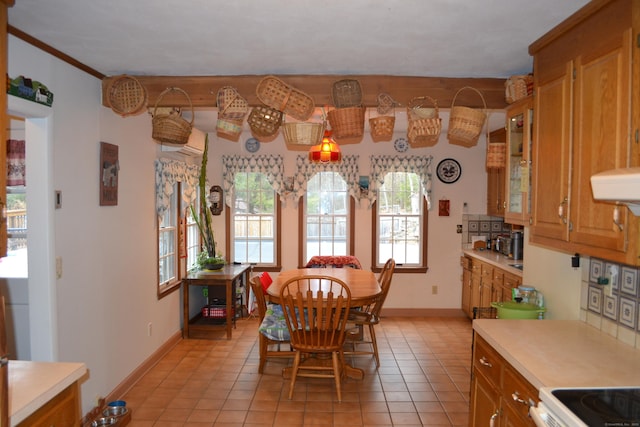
432,285 -> 438,295
147,322 -> 152,336
55,257 -> 62,279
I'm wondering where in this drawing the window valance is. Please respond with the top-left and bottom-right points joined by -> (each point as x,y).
368,155 -> 434,210
291,155 -> 360,202
154,158 -> 200,218
222,155 -> 285,206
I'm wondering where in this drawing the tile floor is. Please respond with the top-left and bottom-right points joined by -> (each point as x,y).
123,316 -> 473,426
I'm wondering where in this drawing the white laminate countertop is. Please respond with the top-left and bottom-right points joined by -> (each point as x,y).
462,248 -> 523,276
9,360 -> 87,426
473,319 -> 640,390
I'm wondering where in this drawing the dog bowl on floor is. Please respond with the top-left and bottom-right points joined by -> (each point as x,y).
91,417 -> 116,427
103,405 -> 128,417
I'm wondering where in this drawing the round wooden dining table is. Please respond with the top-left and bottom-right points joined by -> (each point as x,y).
267,267 -> 381,306
267,267 -> 381,380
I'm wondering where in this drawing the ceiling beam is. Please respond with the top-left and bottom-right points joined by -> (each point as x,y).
101,75 -> 509,111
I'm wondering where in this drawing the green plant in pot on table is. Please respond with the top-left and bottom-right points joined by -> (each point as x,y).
191,134 -> 225,271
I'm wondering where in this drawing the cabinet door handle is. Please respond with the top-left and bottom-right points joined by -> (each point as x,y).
613,205 -> 624,231
490,409 -> 500,427
557,197 -> 568,224
512,391 -> 534,407
478,356 -> 492,368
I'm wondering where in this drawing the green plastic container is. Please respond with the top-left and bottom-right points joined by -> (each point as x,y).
490,301 -> 546,319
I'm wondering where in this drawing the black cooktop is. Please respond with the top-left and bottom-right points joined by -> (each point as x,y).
552,388 -> 640,427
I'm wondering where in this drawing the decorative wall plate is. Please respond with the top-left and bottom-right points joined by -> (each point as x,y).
245,137 -> 260,153
436,158 -> 462,184
393,137 -> 409,153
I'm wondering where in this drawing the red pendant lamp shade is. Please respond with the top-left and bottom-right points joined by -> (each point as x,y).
309,130 -> 341,162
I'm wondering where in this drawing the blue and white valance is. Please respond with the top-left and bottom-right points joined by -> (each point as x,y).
154,158 -> 200,218
368,155 -> 434,210
291,155 -> 360,202
222,155 -> 285,206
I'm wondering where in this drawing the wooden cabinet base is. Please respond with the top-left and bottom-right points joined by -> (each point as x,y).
17,383 -> 79,427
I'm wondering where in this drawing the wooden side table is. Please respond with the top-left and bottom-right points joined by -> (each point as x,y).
182,264 -> 250,339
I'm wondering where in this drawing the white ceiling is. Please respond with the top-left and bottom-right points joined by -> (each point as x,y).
7,0 -> 590,79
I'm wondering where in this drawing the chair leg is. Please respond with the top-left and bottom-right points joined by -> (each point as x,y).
369,324 -> 380,368
288,351 -> 301,400
332,351 -> 342,403
258,335 -> 267,374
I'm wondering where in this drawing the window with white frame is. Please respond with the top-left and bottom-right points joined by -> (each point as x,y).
304,171 -> 349,260
159,181 -> 178,288
369,155 -> 432,271
232,172 -> 277,265
376,171 -> 424,265
184,193 -> 200,272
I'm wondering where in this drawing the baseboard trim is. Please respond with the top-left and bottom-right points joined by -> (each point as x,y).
382,308 -> 467,317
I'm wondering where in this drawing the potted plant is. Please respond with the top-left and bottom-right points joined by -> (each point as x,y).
191,134 -> 225,270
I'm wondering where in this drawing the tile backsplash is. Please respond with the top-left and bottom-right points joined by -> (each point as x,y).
583,257 -> 640,349
461,214 -> 511,246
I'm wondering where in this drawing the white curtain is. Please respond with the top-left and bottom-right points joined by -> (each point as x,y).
368,155 -> 434,210
154,158 -> 200,218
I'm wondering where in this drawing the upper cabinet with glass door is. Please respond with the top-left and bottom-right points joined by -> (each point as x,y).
504,96 -> 533,226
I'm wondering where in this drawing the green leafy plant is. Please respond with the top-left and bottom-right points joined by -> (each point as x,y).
190,134 -> 225,268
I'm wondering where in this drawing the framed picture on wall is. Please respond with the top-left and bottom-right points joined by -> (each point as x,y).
100,142 -> 119,206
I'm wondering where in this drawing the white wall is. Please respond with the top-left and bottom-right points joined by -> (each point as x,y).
8,35 -> 182,414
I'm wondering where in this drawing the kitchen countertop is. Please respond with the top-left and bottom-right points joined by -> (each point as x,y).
9,360 -> 87,426
473,319 -> 640,390
462,247 -> 523,276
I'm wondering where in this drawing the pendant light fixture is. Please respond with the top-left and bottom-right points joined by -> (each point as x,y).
309,129 -> 341,163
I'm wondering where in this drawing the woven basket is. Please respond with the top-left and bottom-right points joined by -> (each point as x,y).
332,79 -> 362,108
327,107 -> 365,140
107,74 -> 147,117
256,76 -> 314,121
151,87 -> 193,145
369,115 -> 395,142
216,116 -> 243,142
486,142 -> 506,168
283,121 -> 326,148
505,74 -> 534,104
447,86 -> 487,148
376,92 -> 396,115
217,86 -> 249,119
247,104 -> 283,139
407,96 -> 442,147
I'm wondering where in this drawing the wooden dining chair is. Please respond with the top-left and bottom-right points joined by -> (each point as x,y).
279,275 -> 352,402
249,276 -> 295,374
345,258 -> 395,367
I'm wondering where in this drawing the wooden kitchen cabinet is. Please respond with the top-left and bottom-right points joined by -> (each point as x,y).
470,335 -> 538,427
487,127 -> 506,217
504,97 -> 533,226
462,254 -> 522,319
16,383 -> 80,427
461,256 -> 473,318
529,0 -> 640,266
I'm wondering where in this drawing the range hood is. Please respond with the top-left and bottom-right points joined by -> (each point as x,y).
590,167 -> 640,215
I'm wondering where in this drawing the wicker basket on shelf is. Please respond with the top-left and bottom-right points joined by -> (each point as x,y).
256,76 -> 314,121
247,104 -> 283,140
151,87 -> 193,145
106,74 -> 147,117
447,86 -> 487,148
331,79 -> 362,108
327,106 -> 365,140
505,74 -> 533,104
407,96 -> 442,147
217,86 -> 249,119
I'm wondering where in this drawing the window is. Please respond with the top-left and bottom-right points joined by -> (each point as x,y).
374,171 -> 428,271
232,172 -> 278,265
158,182 -> 178,291
303,171 -> 352,261
184,194 -> 200,272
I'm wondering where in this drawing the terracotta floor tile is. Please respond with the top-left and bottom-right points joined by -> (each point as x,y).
120,316 -> 474,426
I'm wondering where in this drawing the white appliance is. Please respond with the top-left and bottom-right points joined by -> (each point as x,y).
530,386 -> 640,427
160,127 -> 205,156
590,167 -> 640,215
